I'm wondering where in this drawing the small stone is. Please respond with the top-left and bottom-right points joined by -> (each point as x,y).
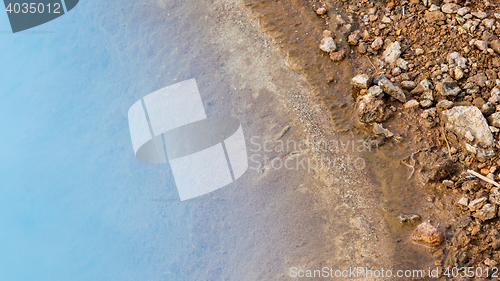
319,37 -> 336,53
465,131 -> 475,142
329,50 -> 346,62
316,7 -> 326,15
436,78 -> 461,97
474,204 -> 497,221
404,99 -> 420,108
437,99 -> 454,109
488,112 -> 500,128
490,187 -> 500,205
356,93 -> 391,123
474,40 -> 489,51
441,3 -> 461,14
481,168 -> 490,175
392,67 -> 401,76
483,18 -> 495,29
454,68 -> 464,80
378,77 -> 406,102
468,73 -> 488,87
369,14 -> 378,22
322,30 -> 333,37
420,100 -> 433,108
425,10 -> 445,24
457,196 -> 469,207
442,180 -> 454,187
371,37 -> 384,51
469,197 -> 487,211
415,48 -> 425,56
411,222 -> 444,247
457,7 -> 470,16
471,10 -> 487,19
381,16 -> 391,23
367,85 -> 384,97
401,81 -> 417,90
347,32 -> 360,46
373,123 -> 394,137
351,74 -> 372,89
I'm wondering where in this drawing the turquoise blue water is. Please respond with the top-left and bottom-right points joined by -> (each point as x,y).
0,2 -> 194,280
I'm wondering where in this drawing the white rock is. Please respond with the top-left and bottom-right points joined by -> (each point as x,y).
471,11 -> 487,19
381,16 -> 391,23
429,4 -> 440,12
319,37 -> 336,53
457,197 -> 469,207
483,19 -> 495,29
382,41 -> 401,64
457,7 -> 470,16
396,58 -> 408,70
415,48 -> 425,55
465,131 -> 475,142
351,74 -> 372,89
442,106 -> 494,147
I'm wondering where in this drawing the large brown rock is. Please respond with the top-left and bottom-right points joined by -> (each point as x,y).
356,93 -> 391,123
411,222 -> 444,247
425,11 -> 445,24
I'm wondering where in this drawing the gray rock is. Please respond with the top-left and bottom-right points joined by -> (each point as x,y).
352,74 -> 372,89
415,48 -> 425,55
437,99 -> 454,109
474,204 -> 497,221
401,81 -> 417,90
382,41 -> 401,65
378,77 -> 406,102
372,73 -> 387,85
464,82 -> 480,94
467,73 -> 488,87
320,37 -> 336,53
442,106 -> 495,147
469,197 -> 488,211
436,79 -> 461,96
483,19 -> 495,29
420,100 -> 433,108
442,3 -> 461,14
367,85 -> 384,97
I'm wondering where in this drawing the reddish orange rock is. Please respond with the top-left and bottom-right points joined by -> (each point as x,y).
480,168 -> 489,175
411,222 -> 444,247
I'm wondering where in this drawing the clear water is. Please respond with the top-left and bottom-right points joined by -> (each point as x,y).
0,2 -> 193,280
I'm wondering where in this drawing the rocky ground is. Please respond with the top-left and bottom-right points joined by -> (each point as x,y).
314,0 -> 500,278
